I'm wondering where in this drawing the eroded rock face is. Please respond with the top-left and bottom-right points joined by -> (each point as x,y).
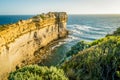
0,12 -> 68,80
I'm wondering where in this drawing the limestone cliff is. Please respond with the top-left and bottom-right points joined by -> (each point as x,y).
0,12 -> 68,79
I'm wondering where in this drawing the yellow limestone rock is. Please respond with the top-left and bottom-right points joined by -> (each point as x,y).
0,12 -> 68,80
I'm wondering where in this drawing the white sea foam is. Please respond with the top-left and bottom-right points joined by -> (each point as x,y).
71,29 -> 83,34
67,24 -> 110,42
67,24 -> 102,31
51,42 -> 66,50
67,24 -> 107,35
68,35 -> 79,40
68,24 -> 91,30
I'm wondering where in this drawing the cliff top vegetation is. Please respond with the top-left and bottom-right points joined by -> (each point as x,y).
61,28 -> 120,80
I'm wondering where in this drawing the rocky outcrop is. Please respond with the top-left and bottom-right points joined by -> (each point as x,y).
0,12 -> 68,79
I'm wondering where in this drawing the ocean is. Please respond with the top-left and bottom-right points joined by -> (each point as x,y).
0,15 -> 33,25
0,15 -> 120,66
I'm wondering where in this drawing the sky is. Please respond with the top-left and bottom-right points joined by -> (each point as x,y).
0,0 -> 120,15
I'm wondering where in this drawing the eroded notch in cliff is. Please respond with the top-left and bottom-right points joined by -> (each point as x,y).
33,32 -> 41,45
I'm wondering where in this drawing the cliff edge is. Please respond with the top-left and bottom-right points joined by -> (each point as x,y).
0,12 -> 68,79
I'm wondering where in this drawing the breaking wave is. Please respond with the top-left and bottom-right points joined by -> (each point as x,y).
67,24 -> 113,41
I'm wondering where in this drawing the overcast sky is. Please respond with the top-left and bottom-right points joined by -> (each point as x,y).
0,0 -> 120,15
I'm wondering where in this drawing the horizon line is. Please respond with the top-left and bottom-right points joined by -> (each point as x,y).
1,13 -> 120,15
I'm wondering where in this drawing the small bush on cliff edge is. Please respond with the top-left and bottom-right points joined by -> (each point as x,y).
107,27 -> 120,36
8,65 -> 68,80
66,41 -> 90,57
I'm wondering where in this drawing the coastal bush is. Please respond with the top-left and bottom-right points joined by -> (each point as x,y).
40,14 -> 46,19
9,65 -> 68,80
106,27 -> 120,36
66,41 -> 90,57
113,27 -> 120,35
0,24 -> 13,31
0,25 -> 7,31
62,36 -> 120,80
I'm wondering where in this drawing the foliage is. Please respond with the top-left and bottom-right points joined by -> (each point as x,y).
62,36 -> 120,80
0,25 -> 8,31
113,27 -> 120,35
32,14 -> 46,20
107,27 -> 120,36
66,41 -> 90,57
40,14 -> 46,19
9,65 -> 68,80
32,15 -> 39,19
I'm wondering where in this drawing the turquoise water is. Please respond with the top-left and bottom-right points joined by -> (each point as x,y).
0,15 -> 120,66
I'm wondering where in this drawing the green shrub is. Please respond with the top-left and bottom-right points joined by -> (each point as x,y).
40,15 -> 45,19
66,41 -> 90,57
62,36 -> 120,80
9,65 -> 68,80
107,27 -> 120,36
113,27 -> 120,35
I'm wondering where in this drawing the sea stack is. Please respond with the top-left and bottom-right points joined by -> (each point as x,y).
0,12 -> 68,79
